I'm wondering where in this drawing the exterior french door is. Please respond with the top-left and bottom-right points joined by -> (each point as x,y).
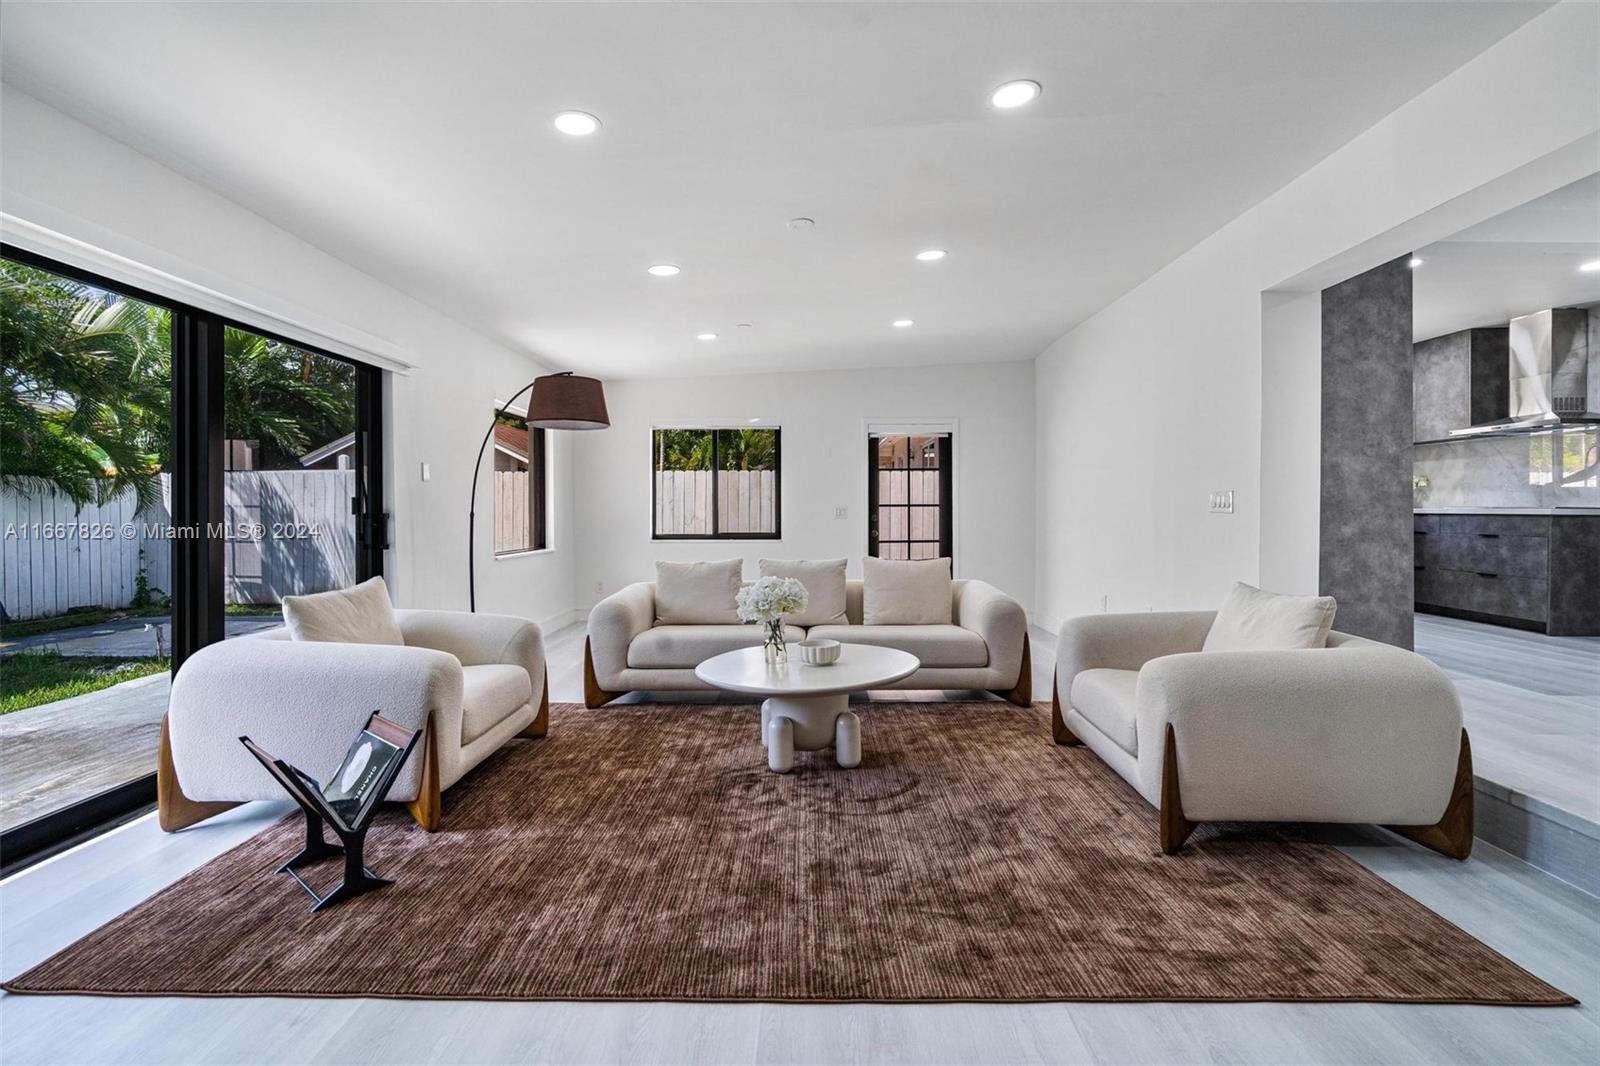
868,433 -> 952,560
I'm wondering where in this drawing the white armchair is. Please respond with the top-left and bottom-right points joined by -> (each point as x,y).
1053,612 -> 1472,858
159,609 -> 547,833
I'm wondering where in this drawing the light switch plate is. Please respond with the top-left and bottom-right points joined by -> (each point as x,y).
420,462 -> 431,482
1208,490 -> 1234,514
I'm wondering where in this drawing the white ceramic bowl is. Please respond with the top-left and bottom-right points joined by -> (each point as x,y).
797,638 -> 841,665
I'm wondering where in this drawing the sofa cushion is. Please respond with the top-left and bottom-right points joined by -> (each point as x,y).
1203,581 -> 1337,653
805,624 -> 986,668
759,558 -> 848,626
1070,668 -> 1139,755
861,556 -> 952,625
281,576 -> 403,646
460,663 -> 533,745
655,559 -> 743,624
628,624 -> 806,669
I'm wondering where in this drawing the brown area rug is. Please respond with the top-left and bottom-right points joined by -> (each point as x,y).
4,701 -> 1574,1005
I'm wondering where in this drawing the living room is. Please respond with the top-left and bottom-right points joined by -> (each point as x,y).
2,3 -> 1597,1064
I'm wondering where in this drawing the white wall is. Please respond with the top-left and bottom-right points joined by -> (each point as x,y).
1032,1 -> 1599,633
573,362 -> 1036,613
0,88 -> 578,627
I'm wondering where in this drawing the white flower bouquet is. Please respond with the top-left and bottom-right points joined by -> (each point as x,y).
736,576 -> 809,663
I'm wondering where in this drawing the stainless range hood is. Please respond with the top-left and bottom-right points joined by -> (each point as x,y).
1449,308 -> 1599,437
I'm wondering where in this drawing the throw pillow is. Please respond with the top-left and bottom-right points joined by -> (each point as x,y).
759,558 -> 848,626
282,576 -> 405,645
655,559 -> 744,624
1202,581 -> 1337,652
861,556 -> 952,625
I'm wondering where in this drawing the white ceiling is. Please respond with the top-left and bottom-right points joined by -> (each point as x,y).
0,2 -> 1546,379
1414,174 -> 1600,341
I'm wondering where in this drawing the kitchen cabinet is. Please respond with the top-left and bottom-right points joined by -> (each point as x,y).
1415,512 -> 1600,635
1412,328 -> 1508,442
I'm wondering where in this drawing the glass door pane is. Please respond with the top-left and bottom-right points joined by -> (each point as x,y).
1,258 -> 174,832
869,433 -> 952,561
222,326 -> 358,634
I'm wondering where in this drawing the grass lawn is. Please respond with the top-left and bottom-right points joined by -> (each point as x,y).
1,602 -> 279,642
0,606 -> 168,641
1,651 -> 170,714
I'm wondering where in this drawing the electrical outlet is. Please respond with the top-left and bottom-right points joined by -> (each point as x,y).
1100,594 -> 1108,612
1208,490 -> 1234,514
594,581 -> 604,595
835,506 -> 848,519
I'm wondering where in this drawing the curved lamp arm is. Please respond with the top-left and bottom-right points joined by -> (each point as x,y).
467,380 -> 538,612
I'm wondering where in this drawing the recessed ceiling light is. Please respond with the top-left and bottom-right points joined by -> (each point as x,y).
787,217 -> 815,229
1408,257 -> 1425,268
747,417 -> 762,424
990,80 -> 1041,109
1580,258 -> 1600,273
916,249 -> 947,262
552,111 -> 601,136
736,322 -> 754,329
696,332 -> 718,341
892,319 -> 914,328
647,264 -> 680,277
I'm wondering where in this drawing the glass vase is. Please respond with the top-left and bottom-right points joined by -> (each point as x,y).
763,619 -> 788,664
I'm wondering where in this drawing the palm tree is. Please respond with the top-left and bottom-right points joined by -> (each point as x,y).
1,262 -> 168,511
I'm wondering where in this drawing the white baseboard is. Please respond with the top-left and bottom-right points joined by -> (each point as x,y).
539,607 -> 586,633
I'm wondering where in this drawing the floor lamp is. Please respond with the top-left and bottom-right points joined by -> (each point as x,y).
468,371 -> 608,611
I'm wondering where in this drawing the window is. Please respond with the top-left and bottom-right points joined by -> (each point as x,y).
0,245 -> 386,870
652,427 -> 780,539
869,433 -> 952,560
493,410 -> 547,555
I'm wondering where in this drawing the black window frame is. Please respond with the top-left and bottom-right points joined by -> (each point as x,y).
492,414 -> 547,557
651,426 -> 782,540
868,432 -> 953,560
0,243 -> 388,873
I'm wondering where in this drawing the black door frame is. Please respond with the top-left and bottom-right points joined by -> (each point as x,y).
867,432 -> 954,560
0,244 -> 388,871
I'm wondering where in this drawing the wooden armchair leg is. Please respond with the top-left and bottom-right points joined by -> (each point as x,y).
404,714 -> 442,832
156,715 -> 240,832
1385,729 -> 1474,860
1050,676 -> 1083,746
990,632 -> 1033,707
583,637 -> 623,708
1160,723 -> 1198,855
519,676 -> 550,738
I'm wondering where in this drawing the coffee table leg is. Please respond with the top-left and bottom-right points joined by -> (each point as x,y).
767,716 -> 794,773
760,701 -> 772,742
835,710 -> 861,769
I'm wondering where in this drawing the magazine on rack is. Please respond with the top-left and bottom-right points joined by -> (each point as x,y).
240,713 -> 420,835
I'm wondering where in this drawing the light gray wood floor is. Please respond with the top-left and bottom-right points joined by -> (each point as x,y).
1413,613 -> 1600,823
3,622 -> 1597,1065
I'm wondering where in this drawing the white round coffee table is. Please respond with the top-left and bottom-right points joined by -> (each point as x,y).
694,644 -> 920,773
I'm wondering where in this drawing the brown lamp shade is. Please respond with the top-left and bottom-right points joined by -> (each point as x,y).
527,372 -> 609,430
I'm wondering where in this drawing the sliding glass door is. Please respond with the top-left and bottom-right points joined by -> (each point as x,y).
1,257 -> 175,840
0,246 -> 387,866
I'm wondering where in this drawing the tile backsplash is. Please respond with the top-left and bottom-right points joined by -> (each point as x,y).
1413,428 -> 1600,509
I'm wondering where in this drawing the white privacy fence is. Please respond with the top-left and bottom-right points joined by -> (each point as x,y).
1,471 -> 355,620
654,470 -> 777,535
494,470 -> 533,553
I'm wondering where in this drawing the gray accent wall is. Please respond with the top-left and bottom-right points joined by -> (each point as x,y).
1320,256 -> 1414,648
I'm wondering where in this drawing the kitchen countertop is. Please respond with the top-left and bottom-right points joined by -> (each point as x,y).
1414,507 -> 1600,515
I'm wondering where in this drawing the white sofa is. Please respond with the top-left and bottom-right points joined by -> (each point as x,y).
159,609 -> 547,833
586,579 -> 1031,707
1053,611 -> 1472,858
